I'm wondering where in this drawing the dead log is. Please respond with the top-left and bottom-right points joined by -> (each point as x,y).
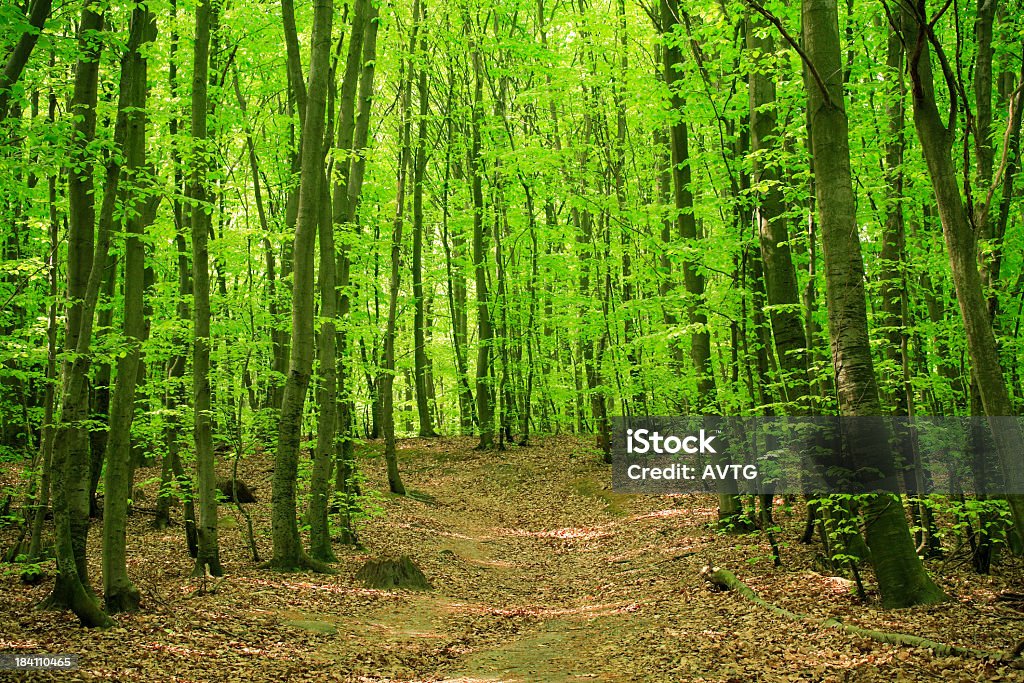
216,478 -> 256,504
701,565 -> 1016,661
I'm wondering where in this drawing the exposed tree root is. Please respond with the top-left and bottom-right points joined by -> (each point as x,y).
260,553 -> 338,574
701,566 -> 1020,662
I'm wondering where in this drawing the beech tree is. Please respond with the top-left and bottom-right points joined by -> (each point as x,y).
801,0 -> 944,607
270,0 -> 333,571
102,3 -> 157,614
1,0 -> 1023,631
190,0 -> 223,579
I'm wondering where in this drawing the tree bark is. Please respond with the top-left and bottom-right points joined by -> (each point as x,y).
271,0 -> 334,571
332,0 -> 378,544
802,0 -> 944,608
381,0 -> 420,494
412,0 -> 436,438
41,4 -> 112,627
468,16 -> 495,449
900,1 -> 1024,533
663,0 -> 744,524
309,176 -> 338,561
746,17 -> 811,415
102,4 -> 156,613
190,0 -> 222,578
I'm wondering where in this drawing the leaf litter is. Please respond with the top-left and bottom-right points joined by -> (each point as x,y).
1,436 -> 1022,681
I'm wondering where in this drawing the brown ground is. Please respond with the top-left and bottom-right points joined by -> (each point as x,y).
1,436 -> 1023,682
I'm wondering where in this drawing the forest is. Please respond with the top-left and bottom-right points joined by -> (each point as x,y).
1,0 -> 1024,679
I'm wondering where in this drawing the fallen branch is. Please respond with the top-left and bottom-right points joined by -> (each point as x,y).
701,566 -> 1017,661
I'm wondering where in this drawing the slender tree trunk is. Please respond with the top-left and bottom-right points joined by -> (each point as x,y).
746,17 -> 811,415
662,0 -> 744,524
309,179 -> 338,561
439,73 -> 475,432
88,259 -> 117,518
381,0 -> 420,494
312,0 -> 369,558
190,0 -> 222,578
271,0 -> 333,571
102,5 -> 156,613
333,0 -> 377,544
156,0 -> 198,554
900,1 -> 1024,533
28,102 -> 60,559
412,1 -> 436,438
469,17 -> 494,449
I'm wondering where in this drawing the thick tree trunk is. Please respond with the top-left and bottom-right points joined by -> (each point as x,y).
802,0 -> 944,608
41,4 -> 112,627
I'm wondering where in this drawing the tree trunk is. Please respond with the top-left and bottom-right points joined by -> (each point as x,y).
746,17 -> 811,416
271,0 -> 333,571
27,104 -> 60,560
412,1 -> 436,438
157,0 -> 198,554
802,0 -> 944,608
381,0 -> 420,494
309,178 -> 338,562
662,0 -> 744,524
469,18 -> 494,449
190,0 -> 222,578
0,0 -> 53,120
900,2 -> 1024,533
40,4 -> 112,627
102,5 -> 156,613
332,0 -> 378,545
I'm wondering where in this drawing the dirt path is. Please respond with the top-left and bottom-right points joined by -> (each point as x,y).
323,438 -> 1011,682
1,437 -> 1018,682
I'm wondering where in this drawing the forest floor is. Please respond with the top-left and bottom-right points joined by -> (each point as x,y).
2,436 -> 1024,682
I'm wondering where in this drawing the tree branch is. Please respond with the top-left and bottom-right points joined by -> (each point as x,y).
741,0 -> 837,110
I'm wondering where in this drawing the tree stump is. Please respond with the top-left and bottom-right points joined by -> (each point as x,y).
355,555 -> 431,590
